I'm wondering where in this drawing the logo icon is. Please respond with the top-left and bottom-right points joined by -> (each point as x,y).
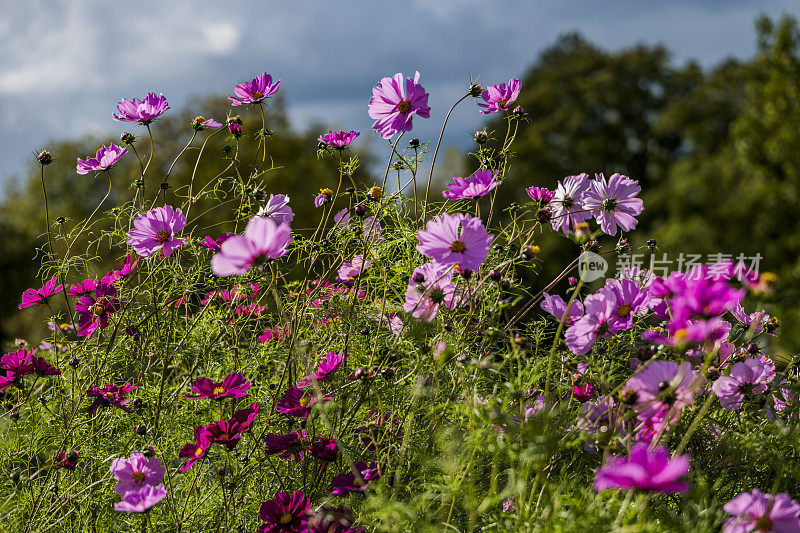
578,251 -> 608,282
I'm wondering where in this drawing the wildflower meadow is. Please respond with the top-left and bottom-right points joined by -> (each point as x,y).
2,27 -> 800,533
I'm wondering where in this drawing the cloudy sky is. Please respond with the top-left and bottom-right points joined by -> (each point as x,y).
1,0 -> 797,188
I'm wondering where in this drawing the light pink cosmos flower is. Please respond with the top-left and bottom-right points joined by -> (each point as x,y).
127,206 -> 187,258
403,262 -> 463,321
550,174 -> 591,234
256,194 -> 294,225
583,173 -> 644,235
110,452 -> 165,495
368,72 -> 430,139
416,213 -> 493,272
337,255 -> 369,284
712,356 -> 775,410
113,484 -> 167,513
19,276 -> 62,309
76,144 -> 127,174
723,490 -> 800,533
564,291 -> 619,355
477,78 -> 521,114
211,217 -> 292,276
442,170 -> 499,200
229,73 -> 280,106
625,361 -> 699,418
540,293 -> 584,325
113,93 -> 169,124
594,443 -> 690,493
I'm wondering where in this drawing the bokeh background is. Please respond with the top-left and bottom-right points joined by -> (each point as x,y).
1,1 -> 799,350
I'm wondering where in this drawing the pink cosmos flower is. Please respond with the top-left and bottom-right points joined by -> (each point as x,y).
337,255 -> 369,284
478,78 -> 521,114
76,144 -> 127,174
416,213 -> 492,272
75,283 -> 120,337
298,351 -> 346,388
603,278 -> 652,330
19,275 -> 62,309
199,233 -> 233,253
328,461 -> 381,496
723,490 -> 800,533
229,73 -> 280,106
86,383 -> 137,414
178,425 -> 213,472
540,293 -> 584,325
309,437 -> 338,461
211,217 -> 292,276
257,491 -> 311,533
257,194 -> 294,225
712,357 -> 775,410
0,349 -> 57,390
113,93 -> 169,124
442,170 -> 499,200
564,291 -> 619,355
68,279 -> 97,297
594,443 -> 690,493
113,484 -> 167,513
318,130 -> 360,149
582,173 -> 644,235
110,452 -> 165,495
526,186 -> 555,204
191,116 -> 223,131
102,254 -> 138,284
258,325 -> 288,344
204,403 -> 261,450
54,451 -> 79,470
186,373 -> 250,400
550,174 -> 591,234
625,361 -> 699,418
403,262 -> 463,321
127,206 -> 187,258
334,208 -> 350,226
368,72 -> 430,139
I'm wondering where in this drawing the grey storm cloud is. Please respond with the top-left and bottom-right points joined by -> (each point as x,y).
0,0 -> 797,186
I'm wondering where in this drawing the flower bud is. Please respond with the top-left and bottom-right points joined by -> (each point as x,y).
468,83 -> 482,97
488,268 -> 502,281
68,357 -> 80,368
412,272 -> 425,284
521,245 -> 540,260
512,105 -> 526,117
536,208 -> 552,224
65,450 -> 79,463
37,150 -> 53,165
10,472 -> 20,483
409,138 -> 420,148
142,445 -> 156,458
583,240 -> 600,253
646,239 -> 657,249
473,130 -> 488,144
120,132 -> 135,145
354,204 -> 366,217
345,186 -> 355,194
135,424 -> 148,436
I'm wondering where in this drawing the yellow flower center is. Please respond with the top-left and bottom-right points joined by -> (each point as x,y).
397,100 -> 411,114
617,304 -> 632,318
251,91 -> 264,100
93,304 -> 105,316
194,446 -> 204,457
212,386 -> 226,396
299,396 -> 310,407
132,471 -> 145,483
156,230 -> 170,244
353,477 -> 364,488
497,99 -> 509,108
450,240 -> 466,253
674,328 -> 687,341
279,513 -> 293,525
320,188 -> 333,196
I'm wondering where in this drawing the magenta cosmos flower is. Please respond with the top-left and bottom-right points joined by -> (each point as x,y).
403,262 -> 463,321
442,170 -> 499,200
712,357 -> 775,410
723,490 -> 800,533
204,403 -> 261,450
318,130 -> 360,149
594,443 -> 690,493
68,278 -> 97,297
0,348 -> 59,391
416,213 -> 492,272
19,275 -> 62,309
257,491 -> 311,533
540,293 -> 584,325
76,144 -> 127,174
257,194 -> 294,225
564,291 -> 619,355
298,351 -> 346,388
110,452 -> 165,495
127,205 -> 187,258
114,484 -> 167,513
526,186 -> 555,204
583,173 -> 644,235
328,461 -> 381,496
75,283 -> 121,337
178,426 -> 213,472
368,71 -> 430,139
199,233 -> 233,253
478,78 -> 521,114
276,386 -> 327,418
229,73 -> 280,106
211,217 -> 292,276
550,173 -> 591,234
186,373 -> 250,400
102,254 -> 138,284
113,93 -> 169,124
265,430 -> 307,460
191,115 -> 223,131
86,383 -> 137,414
